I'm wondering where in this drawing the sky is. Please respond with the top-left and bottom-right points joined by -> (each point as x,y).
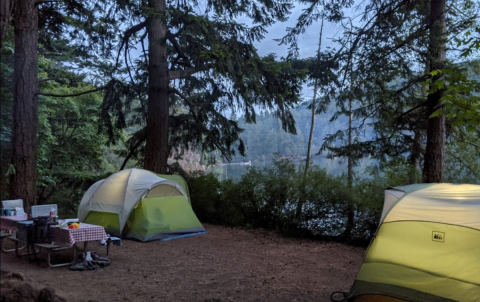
248,2 -> 364,102
254,5 -> 344,58
192,1 -> 354,59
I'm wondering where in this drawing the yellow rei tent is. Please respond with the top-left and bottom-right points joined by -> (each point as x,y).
348,183 -> 480,302
77,168 -> 206,242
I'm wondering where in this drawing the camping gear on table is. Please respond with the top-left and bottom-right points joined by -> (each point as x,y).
347,183 -> 480,302
17,217 -> 58,245
1,199 -> 23,210
32,216 -> 58,243
1,200 -> 23,217
31,204 -> 58,220
77,168 -> 206,242
33,217 -> 49,243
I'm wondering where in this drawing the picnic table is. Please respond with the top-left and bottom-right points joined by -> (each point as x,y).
1,214 -> 29,252
0,213 -> 29,233
4,220 -> 113,268
50,221 -> 108,250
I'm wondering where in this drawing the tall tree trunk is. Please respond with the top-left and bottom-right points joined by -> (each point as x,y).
347,98 -> 353,188
342,95 -> 354,240
296,17 -> 324,220
10,0 -> 39,213
144,0 -> 169,174
304,17 -> 324,178
422,0 -> 446,183
304,81 -> 318,177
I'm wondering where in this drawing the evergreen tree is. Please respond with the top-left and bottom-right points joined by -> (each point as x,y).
93,0 -> 308,174
2,0 -> 116,209
286,0 -> 479,183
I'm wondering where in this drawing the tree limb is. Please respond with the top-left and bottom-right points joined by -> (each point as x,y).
39,85 -> 108,97
446,150 -> 480,180
116,21 -> 147,67
120,131 -> 146,170
169,64 -> 215,80
395,74 -> 431,96
169,87 -> 231,160
167,32 -> 192,68
169,68 -> 199,80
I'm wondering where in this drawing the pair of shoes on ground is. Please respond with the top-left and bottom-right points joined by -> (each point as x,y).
69,251 -> 111,271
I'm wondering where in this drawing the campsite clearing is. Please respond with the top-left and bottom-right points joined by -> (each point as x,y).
1,223 -> 365,302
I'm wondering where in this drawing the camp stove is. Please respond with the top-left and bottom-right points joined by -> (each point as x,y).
32,216 -> 57,243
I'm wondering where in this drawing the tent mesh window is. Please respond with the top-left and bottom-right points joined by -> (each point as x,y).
145,185 -> 183,198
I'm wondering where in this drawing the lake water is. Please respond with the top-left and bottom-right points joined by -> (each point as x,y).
205,156 -> 356,180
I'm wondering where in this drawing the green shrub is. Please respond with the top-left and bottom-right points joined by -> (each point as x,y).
187,160 -> 385,245
188,173 -> 223,224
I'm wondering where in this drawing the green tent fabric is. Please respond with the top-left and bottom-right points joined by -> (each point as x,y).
77,168 -> 206,242
348,183 -> 480,302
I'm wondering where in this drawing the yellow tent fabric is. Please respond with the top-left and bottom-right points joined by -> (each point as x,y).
348,183 -> 480,302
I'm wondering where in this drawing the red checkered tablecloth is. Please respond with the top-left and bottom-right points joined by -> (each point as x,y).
50,223 -> 107,246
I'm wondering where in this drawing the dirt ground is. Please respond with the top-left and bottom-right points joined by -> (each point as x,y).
1,224 -> 365,302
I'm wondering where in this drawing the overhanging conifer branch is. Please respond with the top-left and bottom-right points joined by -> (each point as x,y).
39,85 -> 109,97
116,21 -> 147,67
446,150 -> 480,180
396,101 -> 428,122
169,68 -> 198,80
169,65 -> 213,80
395,74 -> 431,96
140,31 -> 148,64
451,132 -> 480,150
169,87 -> 231,161
167,33 -> 191,67
120,130 -> 146,170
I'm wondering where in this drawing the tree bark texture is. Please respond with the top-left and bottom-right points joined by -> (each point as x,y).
422,0 -> 446,183
11,0 -> 39,212
144,0 -> 169,174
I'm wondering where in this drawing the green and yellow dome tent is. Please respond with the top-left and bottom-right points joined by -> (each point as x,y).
348,183 -> 480,302
77,168 -> 206,242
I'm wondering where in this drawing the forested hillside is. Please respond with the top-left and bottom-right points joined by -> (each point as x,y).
229,105 -> 347,164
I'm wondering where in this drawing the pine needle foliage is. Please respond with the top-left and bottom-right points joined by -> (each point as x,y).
68,0 -> 309,169
285,0 -> 480,180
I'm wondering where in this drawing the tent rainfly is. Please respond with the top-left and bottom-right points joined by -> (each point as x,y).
77,168 -> 206,242
348,183 -> 480,302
